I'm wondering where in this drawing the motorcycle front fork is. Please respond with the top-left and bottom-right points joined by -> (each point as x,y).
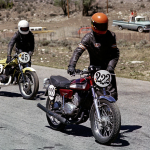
91,86 -> 106,122
18,61 -> 25,83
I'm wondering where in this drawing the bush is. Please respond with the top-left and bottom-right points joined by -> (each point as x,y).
108,5 -> 113,8
33,6 -> 36,10
117,39 -> 128,47
27,6 -> 31,11
17,8 -> 22,14
57,39 -> 71,47
0,0 -> 14,9
6,12 -> 10,18
144,44 -> 150,48
18,14 -> 26,19
0,37 -> 11,44
30,11 -> 34,16
139,39 -> 147,46
40,40 -> 50,46
52,53 -> 56,57
140,4 -> 145,8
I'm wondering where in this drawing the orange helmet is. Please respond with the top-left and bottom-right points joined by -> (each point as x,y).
91,13 -> 108,35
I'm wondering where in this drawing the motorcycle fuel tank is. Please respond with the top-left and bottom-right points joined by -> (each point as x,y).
70,78 -> 90,90
59,89 -> 73,99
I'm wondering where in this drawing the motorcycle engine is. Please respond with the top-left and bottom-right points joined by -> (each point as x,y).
64,102 -> 77,116
64,92 -> 81,116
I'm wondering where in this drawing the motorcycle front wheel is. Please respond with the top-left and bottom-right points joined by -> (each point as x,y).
46,96 -> 66,131
19,71 -> 39,100
90,99 -> 121,145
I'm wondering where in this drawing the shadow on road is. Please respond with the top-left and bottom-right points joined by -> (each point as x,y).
46,124 -> 93,137
46,124 -> 142,147
0,91 -> 46,101
111,125 -> 142,147
0,91 -> 22,97
64,124 -> 93,137
36,91 -> 46,100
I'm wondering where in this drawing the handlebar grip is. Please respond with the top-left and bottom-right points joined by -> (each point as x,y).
75,69 -> 81,74
74,69 -> 90,75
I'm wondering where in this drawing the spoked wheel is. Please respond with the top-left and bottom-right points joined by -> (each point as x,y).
90,99 -> 121,145
19,71 -> 39,100
46,95 -> 66,131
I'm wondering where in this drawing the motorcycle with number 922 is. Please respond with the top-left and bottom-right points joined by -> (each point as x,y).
0,52 -> 39,100
37,65 -> 121,145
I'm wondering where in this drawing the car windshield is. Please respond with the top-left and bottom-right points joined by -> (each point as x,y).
136,18 -> 145,21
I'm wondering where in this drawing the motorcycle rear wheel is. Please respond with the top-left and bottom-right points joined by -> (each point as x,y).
19,71 -> 39,100
90,99 -> 121,145
46,96 -> 66,131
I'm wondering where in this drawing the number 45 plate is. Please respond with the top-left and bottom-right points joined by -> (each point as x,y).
94,70 -> 112,87
18,52 -> 30,63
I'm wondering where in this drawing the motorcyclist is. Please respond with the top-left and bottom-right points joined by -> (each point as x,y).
6,20 -> 34,67
67,13 -> 120,100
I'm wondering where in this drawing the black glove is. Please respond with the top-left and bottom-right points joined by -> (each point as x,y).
107,65 -> 114,73
28,51 -> 33,56
67,65 -> 75,75
6,56 -> 11,63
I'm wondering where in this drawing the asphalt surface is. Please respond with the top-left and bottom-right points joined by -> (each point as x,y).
0,65 -> 150,150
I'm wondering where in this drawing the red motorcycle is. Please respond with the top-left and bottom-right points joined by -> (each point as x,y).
37,65 -> 121,145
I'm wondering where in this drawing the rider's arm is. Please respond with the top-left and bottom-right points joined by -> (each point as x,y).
30,32 -> 35,52
108,33 -> 120,69
7,32 -> 18,56
68,34 -> 90,67
28,33 -> 35,56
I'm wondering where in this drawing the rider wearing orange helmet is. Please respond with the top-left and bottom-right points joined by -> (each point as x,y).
91,12 -> 108,35
67,13 -> 120,100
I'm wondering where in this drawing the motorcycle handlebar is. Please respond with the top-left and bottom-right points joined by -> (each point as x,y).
74,69 -> 89,75
10,54 -> 18,61
73,69 -> 115,76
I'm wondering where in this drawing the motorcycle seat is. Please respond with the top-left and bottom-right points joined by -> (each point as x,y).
50,75 -> 71,88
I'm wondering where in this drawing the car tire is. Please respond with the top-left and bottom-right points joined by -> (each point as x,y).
138,27 -> 143,33
118,26 -> 123,30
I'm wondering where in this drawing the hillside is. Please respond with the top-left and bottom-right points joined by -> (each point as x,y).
0,0 -> 150,32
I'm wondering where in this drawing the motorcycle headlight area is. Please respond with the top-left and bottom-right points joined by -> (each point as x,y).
48,85 -> 56,100
94,70 -> 112,87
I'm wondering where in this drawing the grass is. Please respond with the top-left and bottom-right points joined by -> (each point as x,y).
32,45 -> 89,70
1,39 -> 150,81
116,41 -> 150,81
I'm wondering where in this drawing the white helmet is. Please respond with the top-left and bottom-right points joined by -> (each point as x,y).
18,20 -> 29,35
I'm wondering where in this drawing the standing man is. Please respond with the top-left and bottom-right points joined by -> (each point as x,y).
6,20 -> 34,67
67,13 -> 120,100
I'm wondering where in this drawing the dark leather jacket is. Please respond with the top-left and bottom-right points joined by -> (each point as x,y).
7,31 -> 34,56
69,30 -> 120,69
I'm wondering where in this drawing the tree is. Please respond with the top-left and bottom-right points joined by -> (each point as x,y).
82,0 -> 95,16
54,0 -> 68,16
0,0 -> 13,9
0,0 -> 6,9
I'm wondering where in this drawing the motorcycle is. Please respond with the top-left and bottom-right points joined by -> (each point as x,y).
37,65 -> 121,145
0,52 -> 39,100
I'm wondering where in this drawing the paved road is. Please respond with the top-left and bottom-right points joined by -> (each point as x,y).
0,65 -> 150,150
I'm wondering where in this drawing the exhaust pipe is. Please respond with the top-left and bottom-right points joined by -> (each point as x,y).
37,103 -> 70,125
